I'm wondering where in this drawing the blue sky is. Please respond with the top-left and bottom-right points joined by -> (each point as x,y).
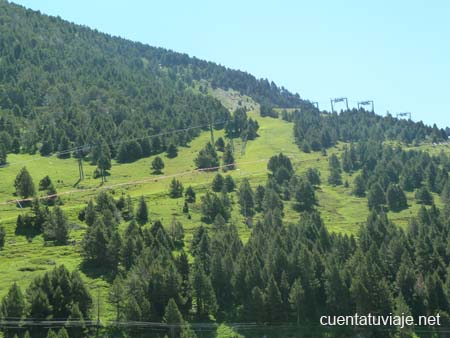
12,0 -> 450,128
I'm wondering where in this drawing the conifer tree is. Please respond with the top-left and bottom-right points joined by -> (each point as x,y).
0,226 -> 5,249
386,183 -> 408,211
169,178 -> 184,198
194,142 -> 219,170
14,166 -> 35,198
224,175 -> 235,192
136,196 -> 149,225
238,178 -> 255,217
415,186 -> 434,205
152,156 -> 165,174
211,173 -> 224,192
222,143 -> 235,170
0,282 -> 25,319
293,177 -> 316,212
163,298 -> 184,338
265,276 -> 283,322
109,275 -> 126,321
43,206 -> 70,245
166,143 -> 178,158
215,137 -> 225,152
352,174 -> 366,197
185,186 -> 196,203
368,183 -> 386,211
327,154 -> 342,186
289,278 -> 304,324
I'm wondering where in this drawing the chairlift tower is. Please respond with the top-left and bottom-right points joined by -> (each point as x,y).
357,100 -> 374,112
396,112 -> 412,120
330,97 -> 348,113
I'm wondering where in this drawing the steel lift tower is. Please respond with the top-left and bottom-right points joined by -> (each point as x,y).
357,100 -> 374,112
330,97 -> 348,113
396,112 -> 412,120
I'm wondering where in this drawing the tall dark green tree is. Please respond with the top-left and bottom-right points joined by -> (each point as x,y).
352,174 -> 366,197
151,156 -> 165,174
195,142 -> 219,170
14,166 -> 35,198
169,178 -> 184,198
43,206 -> 70,245
136,196 -> 149,225
327,154 -> 342,186
368,183 -> 386,211
0,283 -> 25,319
166,143 -> 178,158
212,173 -> 224,192
222,143 -> 235,170
238,179 -> 255,217
386,183 -> 408,212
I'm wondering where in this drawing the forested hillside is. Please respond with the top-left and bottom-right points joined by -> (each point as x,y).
0,0 -> 308,166
1,1 -> 450,338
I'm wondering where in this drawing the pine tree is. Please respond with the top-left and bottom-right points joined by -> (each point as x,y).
293,177 -> 316,211
40,138 -> 54,156
82,218 -> 109,264
67,303 -> 85,338
224,175 -> 235,192
386,183 -> 408,212
167,219 -> 183,246
191,264 -> 218,318
215,137 -> 225,152
96,141 -> 111,183
163,298 -> 184,338
43,206 -> 70,245
109,275 -> 126,321
169,178 -> 184,198
368,183 -> 386,211
267,153 -> 294,181
136,196 -> 149,225
212,173 -> 224,192
84,199 -> 97,226
222,143 -> 235,170
265,276 -> 283,322
194,142 -> 219,170
250,286 -> 266,322
39,175 -> 53,191
352,174 -> 366,197
57,134 -> 71,159
57,327 -> 69,338
166,143 -> 178,158
46,330 -> 58,338
238,178 -> 255,217
255,185 -> 265,212
327,154 -> 342,186
305,168 -> 321,186
415,186 -> 434,205
183,201 -> 189,214
28,289 -> 52,319
152,156 -> 165,174
0,282 -> 25,319
185,186 -> 196,203
14,166 -> 35,198
0,226 -> 5,249
289,278 -> 304,324
0,143 -> 7,165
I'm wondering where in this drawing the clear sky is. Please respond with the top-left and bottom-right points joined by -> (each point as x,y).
11,0 -> 450,128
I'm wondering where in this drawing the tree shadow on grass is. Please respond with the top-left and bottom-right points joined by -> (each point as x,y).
79,260 -> 116,283
15,223 -> 41,239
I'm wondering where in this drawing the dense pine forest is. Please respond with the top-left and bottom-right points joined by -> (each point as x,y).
1,1 -> 450,338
